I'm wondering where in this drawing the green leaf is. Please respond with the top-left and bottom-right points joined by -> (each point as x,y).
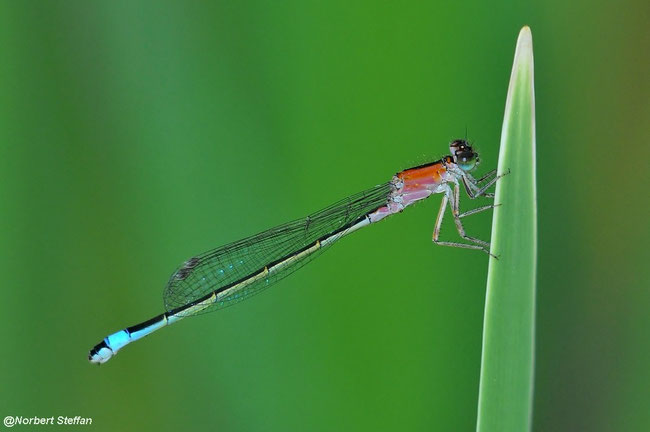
476,26 -> 537,432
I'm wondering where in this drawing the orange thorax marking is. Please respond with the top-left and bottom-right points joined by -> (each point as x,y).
397,161 -> 447,191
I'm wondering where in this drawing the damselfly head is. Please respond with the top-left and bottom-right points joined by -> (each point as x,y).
450,139 -> 479,172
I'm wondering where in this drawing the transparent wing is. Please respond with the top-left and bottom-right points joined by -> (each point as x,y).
163,182 -> 391,314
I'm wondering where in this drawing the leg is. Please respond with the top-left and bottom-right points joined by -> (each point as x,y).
462,170 -> 495,191
462,169 -> 510,199
475,169 -> 497,184
432,187 -> 494,256
450,184 -> 492,250
459,203 -> 500,218
473,170 -> 497,198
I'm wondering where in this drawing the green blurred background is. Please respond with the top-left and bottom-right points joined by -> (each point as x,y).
1,1 -> 648,431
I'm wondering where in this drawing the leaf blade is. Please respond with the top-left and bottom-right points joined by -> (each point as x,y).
476,26 -> 537,432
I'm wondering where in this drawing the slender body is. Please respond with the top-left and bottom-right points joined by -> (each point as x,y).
89,140 -> 504,364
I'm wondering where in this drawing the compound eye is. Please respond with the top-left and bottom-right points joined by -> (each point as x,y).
457,151 -> 477,171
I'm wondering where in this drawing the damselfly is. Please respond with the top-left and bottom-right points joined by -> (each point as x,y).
89,139 -> 506,364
